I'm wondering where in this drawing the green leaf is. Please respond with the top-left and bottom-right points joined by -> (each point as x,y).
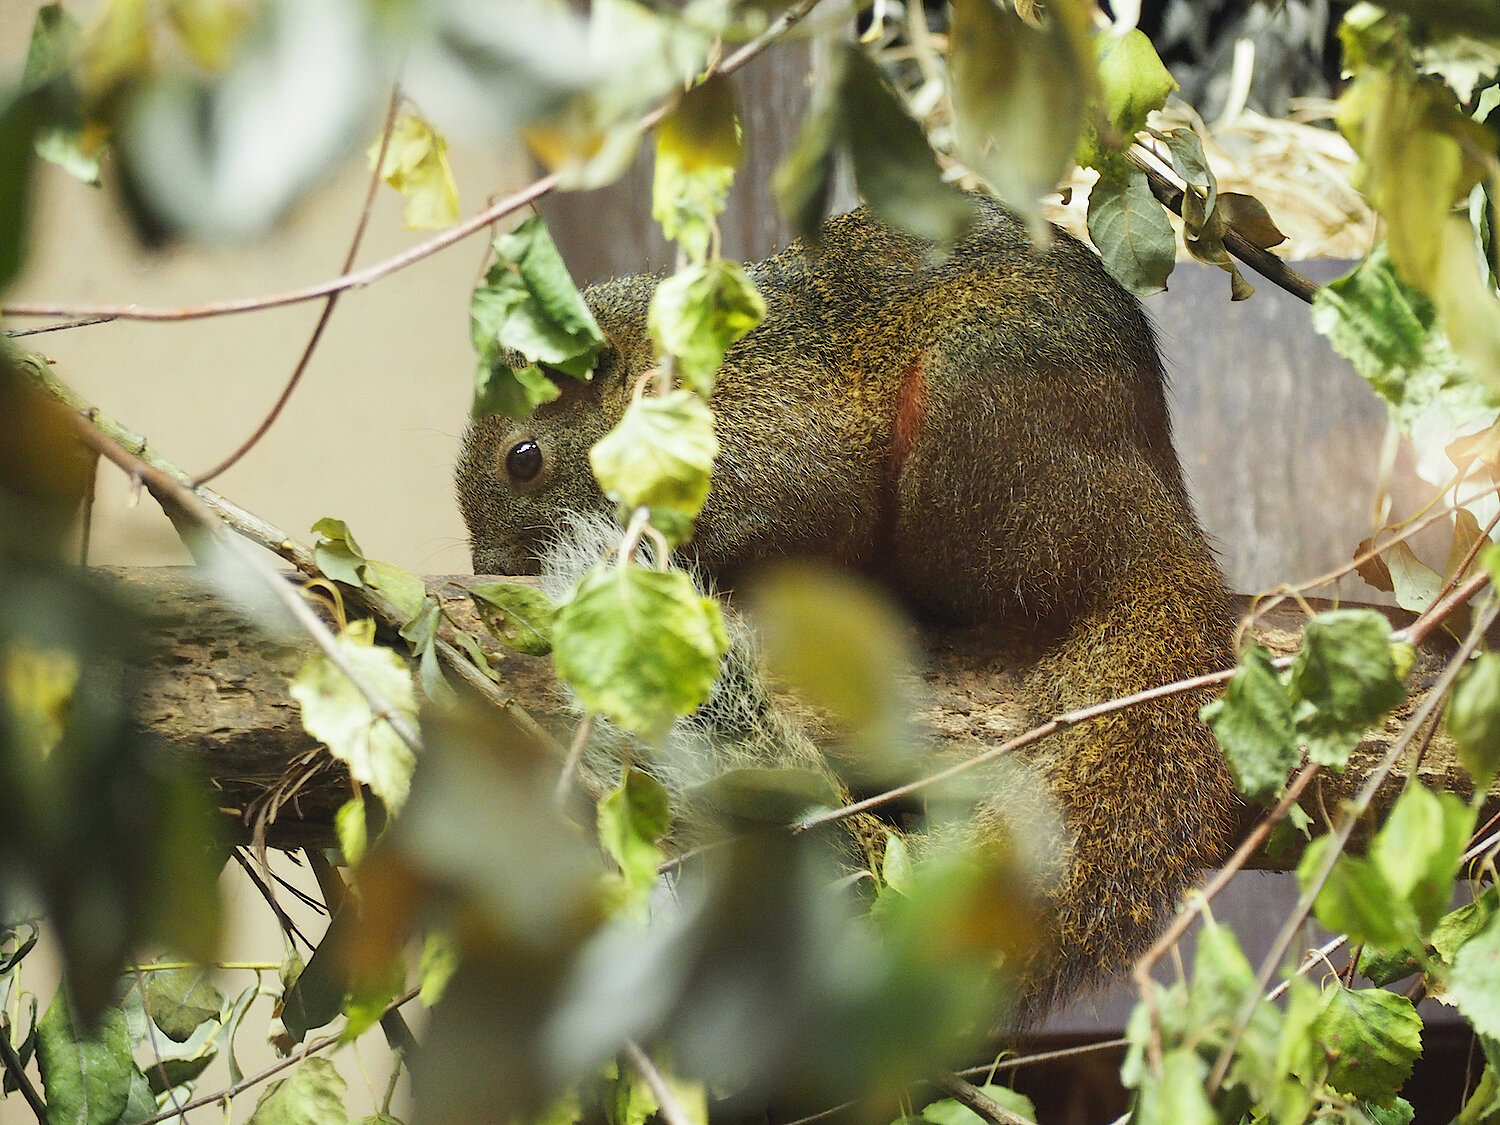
472,216 -> 605,379
1086,164 -> 1175,297
311,517 -> 367,587
144,965 -> 224,1043
289,618 -> 418,814
654,75 -> 740,264
1217,192 -> 1286,251
882,833 -> 914,895
335,795 -> 368,866
369,110 -> 459,230
1133,1047 -> 1215,1125
1371,783 -> 1476,932
552,563 -> 728,740
647,259 -> 766,394
1449,908 -> 1500,1040
589,391 -> 718,521
1289,609 -> 1405,767
692,767 -> 842,824
1300,835 -> 1417,950
1081,28 -> 1176,163
1449,651 -> 1500,788
1313,984 -> 1422,1106
364,560 -> 427,624
1312,244 -> 1490,430
949,0 -> 1093,236
1158,127 -> 1216,236
469,580 -> 556,656
920,1085 -> 1036,1125
1188,921 -> 1255,1028
598,768 -> 671,908
473,361 -> 563,423
418,930 -> 458,1007
835,45 -> 973,247
1433,887 -> 1499,965
36,994 -> 135,1125
1200,643 -> 1297,800
772,90 -> 837,242
1357,944 -> 1424,987
245,1056 -> 348,1125
0,93 -> 41,291
22,4 -> 100,187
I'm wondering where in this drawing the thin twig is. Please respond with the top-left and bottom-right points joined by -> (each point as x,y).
1,0 -> 828,327
964,1037 -> 1131,1075
0,1012 -> 47,1124
624,1040 -> 695,1125
1129,147 -> 1322,305
50,377 -> 425,756
194,85 -> 404,487
554,712 -> 596,808
1206,595 -> 1500,1096
934,1072 -> 1036,1125
231,849 -> 313,950
3,315 -> 117,336
130,986 -> 422,1125
795,664 -> 1238,832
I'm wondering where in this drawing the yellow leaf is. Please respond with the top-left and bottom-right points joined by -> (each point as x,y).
369,111 -> 460,230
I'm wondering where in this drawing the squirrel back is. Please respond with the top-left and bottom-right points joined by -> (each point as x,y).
456,195 -> 1236,1015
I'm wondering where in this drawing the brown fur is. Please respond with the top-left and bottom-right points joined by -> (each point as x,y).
455,194 -> 1236,1016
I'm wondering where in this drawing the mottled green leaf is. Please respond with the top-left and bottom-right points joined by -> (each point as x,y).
553,563 -> 728,740
1313,984 -> 1422,1105
1449,909 -> 1500,1039
144,965 -> 224,1043
469,580 -> 556,656
590,391 -> 718,522
654,75 -> 739,264
1433,888 -> 1499,965
648,259 -> 765,394
364,560 -> 426,624
36,995 -> 135,1125
1289,609 -> 1405,767
1200,643 -> 1297,800
245,1056 -> 348,1125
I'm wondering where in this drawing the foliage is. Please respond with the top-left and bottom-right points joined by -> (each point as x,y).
4,2 -> 1500,1125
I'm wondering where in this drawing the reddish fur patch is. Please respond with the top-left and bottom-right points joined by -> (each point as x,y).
868,357 -> 928,565
891,357 -> 927,477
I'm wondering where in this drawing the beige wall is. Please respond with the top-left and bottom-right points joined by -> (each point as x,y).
4,4 -> 535,1120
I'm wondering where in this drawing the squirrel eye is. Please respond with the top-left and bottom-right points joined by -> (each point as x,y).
505,439 -> 544,483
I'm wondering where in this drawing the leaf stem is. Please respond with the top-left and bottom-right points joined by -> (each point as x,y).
0,1012 -> 47,1124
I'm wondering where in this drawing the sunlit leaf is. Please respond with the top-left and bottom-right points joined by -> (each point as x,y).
336,795 -> 368,866
1133,1047 -> 1215,1125
920,1084 -> 1036,1125
1372,783 -> 1476,932
1079,28 -> 1175,163
469,580 -> 556,656
1313,984 -> 1422,1106
364,559 -> 427,624
1300,836 -> 1416,950
1445,905 -> 1500,1041
647,259 -> 765,394
589,391 -> 718,521
290,618 -> 418,814
311,516 -> 367,587
654,75 -> 739,264
553,563 -> 727,740
472,361 -> 563,423
369,110 -> 459,230
166,0 -> 253,72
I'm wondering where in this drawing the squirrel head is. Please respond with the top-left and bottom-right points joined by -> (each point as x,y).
455,276 -> 657,575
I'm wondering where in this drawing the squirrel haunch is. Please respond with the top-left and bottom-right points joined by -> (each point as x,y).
456,194 -> 1236,1016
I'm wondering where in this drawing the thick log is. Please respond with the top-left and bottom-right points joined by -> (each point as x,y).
101,567 -> 1489,856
